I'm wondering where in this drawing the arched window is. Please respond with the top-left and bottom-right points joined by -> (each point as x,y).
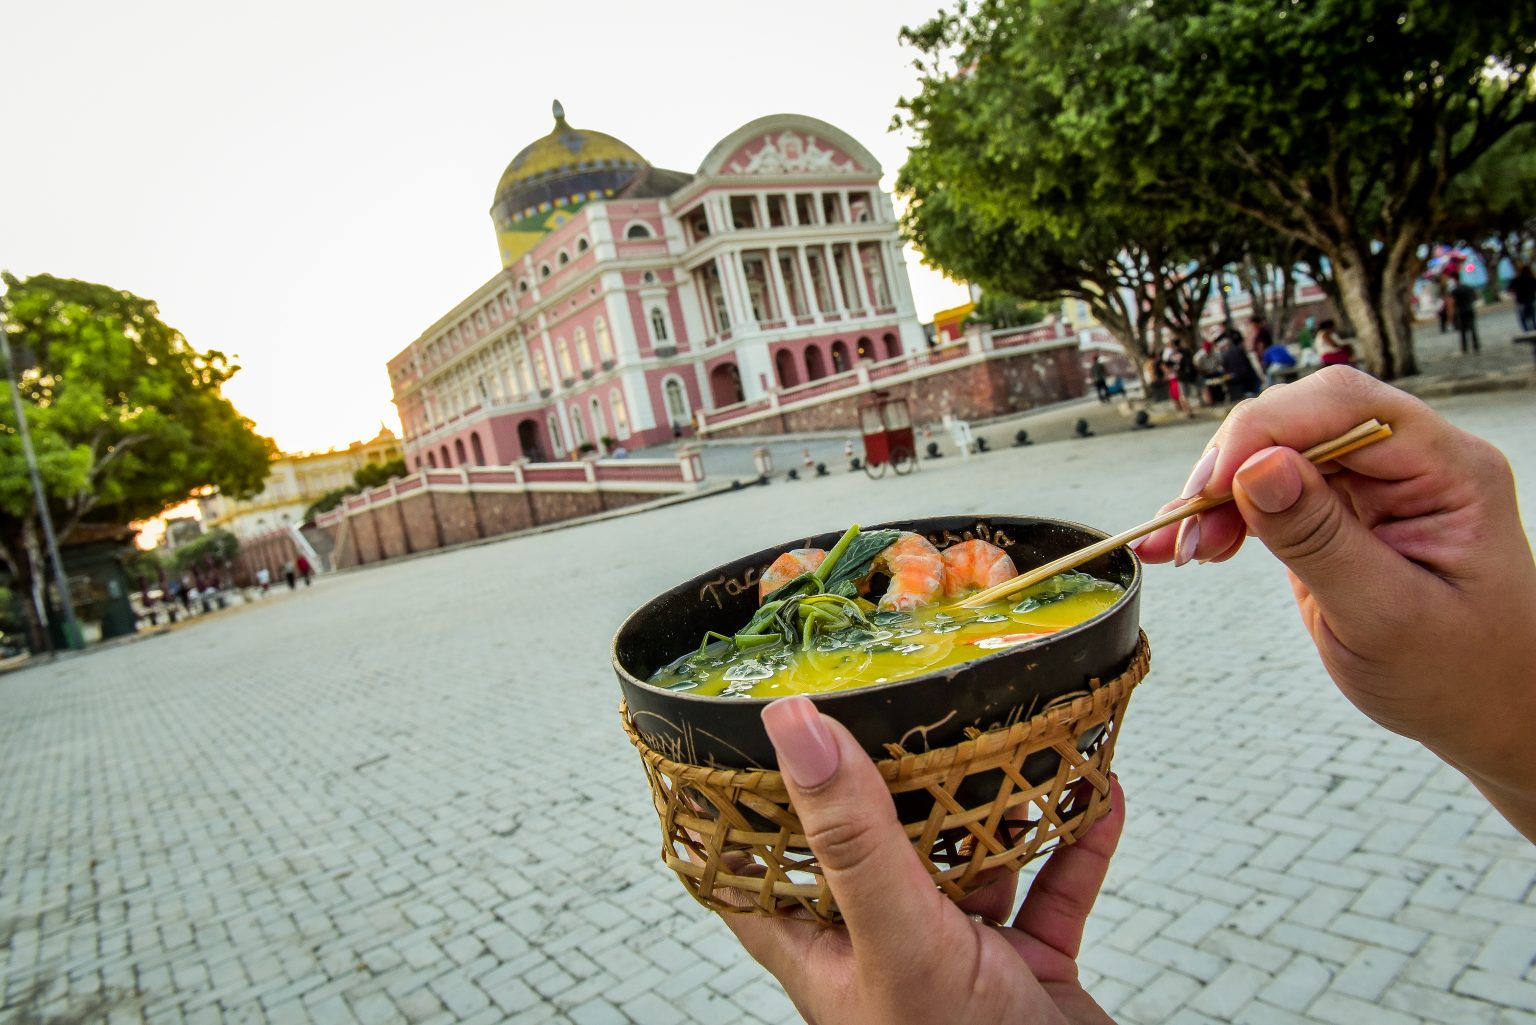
546,413 -> 564,456
515,352 -> 533,395
569,405 -> 589,449
576,237 -> 589,252
427,452 -> 438,468
518,279 -> 529,294
775,348 -> 799,388
454,439 -> 467,464
470,433 -> 486,466
532,348 -> 550,389
663,377 -> 690,426
557,249 -> 570,267
625,222 -> 653,240
589,397 -> 606,441
609,388 -> 630,438
555,338 -> 574,380
574,328 -> 593,370
595,317 -> 614,362
831,340 -> 850,372
440,445 -> 451,467
642,270 -> 657,284
540,263 -> 552,279
649,307 -> 669,343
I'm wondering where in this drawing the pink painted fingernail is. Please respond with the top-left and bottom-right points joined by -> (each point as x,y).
1179,446 -> 1220,500
1126,535 -> 1147,552
1236,448 -> 1303,514
762,696 -> 839,788
1174,517 -> 1200,567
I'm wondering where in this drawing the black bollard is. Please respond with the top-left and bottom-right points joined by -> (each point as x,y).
926,442 -> 943,459
1074,418 -> 1095,439
1013,429 -> 1033,447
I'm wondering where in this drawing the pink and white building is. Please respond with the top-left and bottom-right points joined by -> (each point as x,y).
388,104 -> 925,468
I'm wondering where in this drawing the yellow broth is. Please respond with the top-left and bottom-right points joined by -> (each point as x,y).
649,571 -> 1125,699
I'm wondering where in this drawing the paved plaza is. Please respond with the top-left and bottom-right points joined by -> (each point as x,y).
3,382 -> 1536,1024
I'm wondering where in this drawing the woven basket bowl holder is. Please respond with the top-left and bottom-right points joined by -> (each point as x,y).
621,632 -> 1150,924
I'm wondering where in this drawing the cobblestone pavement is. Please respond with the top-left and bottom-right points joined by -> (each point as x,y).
4,388 -> 1535,1025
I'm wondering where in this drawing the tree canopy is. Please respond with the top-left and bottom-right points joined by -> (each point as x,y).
302,456 -> 407,521
898,0 -> 1535,377
1,273 -> 274,647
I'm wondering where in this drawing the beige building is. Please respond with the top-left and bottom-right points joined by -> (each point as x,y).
200,427 -> 401,539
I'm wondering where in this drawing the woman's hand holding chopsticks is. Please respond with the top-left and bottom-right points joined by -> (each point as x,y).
1135,366 -> 1536,842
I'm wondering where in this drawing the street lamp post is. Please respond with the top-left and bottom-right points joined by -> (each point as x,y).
0,324 -> 85,651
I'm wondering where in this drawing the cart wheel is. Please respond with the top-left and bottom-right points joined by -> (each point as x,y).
862,457 -> 887,480
892,448 -> 916,475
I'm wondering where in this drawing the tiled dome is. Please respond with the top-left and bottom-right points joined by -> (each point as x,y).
491,101 -> 647,266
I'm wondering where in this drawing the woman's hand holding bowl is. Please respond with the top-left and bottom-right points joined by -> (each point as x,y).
723,695 -> 1124,1025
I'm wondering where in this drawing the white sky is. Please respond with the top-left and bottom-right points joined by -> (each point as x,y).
6,0 -> 970,454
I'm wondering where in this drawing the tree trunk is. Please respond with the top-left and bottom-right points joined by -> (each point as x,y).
1273,266 -> 1298,347
1304,253 -> 1357,338
1382,271 -> 1419,378
1332,253 -> 1394,378
1,526 -> 50,655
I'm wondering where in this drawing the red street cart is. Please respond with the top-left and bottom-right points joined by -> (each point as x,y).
858,392 -> 917,478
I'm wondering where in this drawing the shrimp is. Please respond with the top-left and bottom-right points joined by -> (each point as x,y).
759,548 -> 826,601
871,532 -> 945,610
941,539 -> 1018,598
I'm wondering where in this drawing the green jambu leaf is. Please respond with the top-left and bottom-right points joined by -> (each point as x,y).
820,529 -> 902,595
773,596 -> 805,646
760,571 -> 820,607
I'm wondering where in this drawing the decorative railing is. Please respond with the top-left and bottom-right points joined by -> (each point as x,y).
309,453 -> 705,528
697,328 -> 1078,434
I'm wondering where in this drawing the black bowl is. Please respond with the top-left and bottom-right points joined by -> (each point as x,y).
613,515 -> 1142,772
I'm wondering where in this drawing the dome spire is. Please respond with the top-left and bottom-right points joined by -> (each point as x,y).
552,99 -> 567,127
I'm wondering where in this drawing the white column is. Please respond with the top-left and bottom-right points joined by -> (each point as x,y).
711,258 -> 736,331
796,246 -> 819,318
888,240 -> 918,314
540,332 -> 559,390
824,243 -> 849,312
768,247 -> 791,322
727,250 -> 756,328
866,243 -> 891,308
848,243 -> 873,311
839,190 -> 852,224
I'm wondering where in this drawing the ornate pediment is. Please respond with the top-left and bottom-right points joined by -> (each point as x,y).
723,131 -> 862,176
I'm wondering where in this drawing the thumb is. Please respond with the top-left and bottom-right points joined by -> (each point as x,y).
762,697 -> 958,959
1231,446 -> 1416,646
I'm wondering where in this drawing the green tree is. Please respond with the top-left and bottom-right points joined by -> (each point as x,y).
0,274 -> 274,649
171,527 -> 241,573
352,456 -> 407,491
966,291 -> 1052,330
1441,123 -> 1536,293
901,0 -> 1533,378
897,5 -> 1238,376
301,457 -> 407,521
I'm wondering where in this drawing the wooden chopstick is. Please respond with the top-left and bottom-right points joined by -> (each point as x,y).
955,419 -> 1394,609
